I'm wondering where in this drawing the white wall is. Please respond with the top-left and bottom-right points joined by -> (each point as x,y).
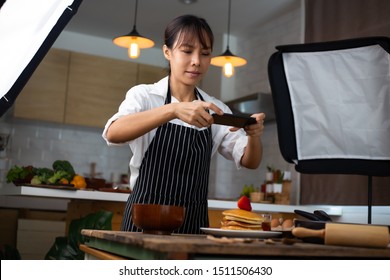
0,119 -> 130,184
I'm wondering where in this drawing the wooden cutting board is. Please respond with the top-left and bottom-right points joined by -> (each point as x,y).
292,223 -> 390,248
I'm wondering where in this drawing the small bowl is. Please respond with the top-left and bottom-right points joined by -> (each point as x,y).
131,204 -> 185,235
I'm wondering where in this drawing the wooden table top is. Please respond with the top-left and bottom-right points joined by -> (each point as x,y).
81,229 -> 390,260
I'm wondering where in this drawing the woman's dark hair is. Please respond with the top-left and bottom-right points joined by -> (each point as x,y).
164,14 -> 214,51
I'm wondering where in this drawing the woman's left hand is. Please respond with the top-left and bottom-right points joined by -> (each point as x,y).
237,113 -> 265,169
230,113 -> 265,137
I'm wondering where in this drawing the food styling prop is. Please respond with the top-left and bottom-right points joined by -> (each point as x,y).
313,210 -> 332,221
131,203 -> 185,235
237,195 -> 252,211
292,223 -> 390,248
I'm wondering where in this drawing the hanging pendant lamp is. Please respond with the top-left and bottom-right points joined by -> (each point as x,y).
113,0 -> 154,59
211,0 -> 247,78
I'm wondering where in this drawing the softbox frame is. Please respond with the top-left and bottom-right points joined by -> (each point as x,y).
0,0 -> 83,117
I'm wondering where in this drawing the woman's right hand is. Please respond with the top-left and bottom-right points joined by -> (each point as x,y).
173,101 -> 224,128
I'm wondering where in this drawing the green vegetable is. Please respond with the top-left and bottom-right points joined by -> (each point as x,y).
33,167 -> 54,184
52,160 -> 75,181
6,165 -> 34,183
30,175 -> 42,185
47,170 -> 70,184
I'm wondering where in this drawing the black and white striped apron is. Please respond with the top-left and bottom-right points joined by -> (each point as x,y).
121,86 -> 212,234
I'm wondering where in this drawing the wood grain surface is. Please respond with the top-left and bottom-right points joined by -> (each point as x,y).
81,229 -> 390,259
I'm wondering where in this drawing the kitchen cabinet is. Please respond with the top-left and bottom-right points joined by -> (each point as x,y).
13,48 -> 70,123
137,63 -> 167,85
65,52 -> 138,127
13,49 -> 166,128
17,219 -> 65,260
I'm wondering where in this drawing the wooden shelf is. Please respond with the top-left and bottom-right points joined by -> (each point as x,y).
13,48 -> 166,128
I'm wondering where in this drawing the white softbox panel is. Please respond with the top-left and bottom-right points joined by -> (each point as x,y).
283,45 -> 390,161
0,0 -> 82,116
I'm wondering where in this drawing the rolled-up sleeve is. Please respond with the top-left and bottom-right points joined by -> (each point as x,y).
214,127 -> 248,169
204,95 -> 249,169
102,86 -> 148,146
102,113 -> 123,146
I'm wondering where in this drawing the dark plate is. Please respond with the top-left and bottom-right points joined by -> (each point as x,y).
294,209 -> 322,221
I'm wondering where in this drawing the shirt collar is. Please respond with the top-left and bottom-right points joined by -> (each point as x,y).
151,76 -> 210,102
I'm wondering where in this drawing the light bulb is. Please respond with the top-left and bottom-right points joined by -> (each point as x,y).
128,43 -> 140,59
223,62 -> 234,78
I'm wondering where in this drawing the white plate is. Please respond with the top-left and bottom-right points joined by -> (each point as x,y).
200,227 -> 282,238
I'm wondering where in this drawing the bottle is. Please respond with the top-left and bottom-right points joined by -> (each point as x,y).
282,171 -> 292,204
265,171 -> 274,202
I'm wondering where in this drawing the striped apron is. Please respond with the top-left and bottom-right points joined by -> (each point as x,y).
121,86 -> 212,234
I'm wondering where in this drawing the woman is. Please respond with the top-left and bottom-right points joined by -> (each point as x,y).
103,15 -> 265,234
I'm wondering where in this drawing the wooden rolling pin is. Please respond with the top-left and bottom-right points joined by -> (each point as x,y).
292,223 -> 390,248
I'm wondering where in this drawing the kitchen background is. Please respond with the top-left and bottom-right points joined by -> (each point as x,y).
1,0 -> 390,260
2,0 -> 390,207
0,1 -> 302,204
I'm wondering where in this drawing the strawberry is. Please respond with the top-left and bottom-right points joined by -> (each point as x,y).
237,195 -> 252,211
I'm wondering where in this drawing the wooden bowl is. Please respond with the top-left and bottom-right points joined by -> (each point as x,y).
85,177 -> 106,190
131,204 -> 185,235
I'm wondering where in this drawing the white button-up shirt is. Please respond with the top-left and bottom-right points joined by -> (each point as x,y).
102,77 -> 248,189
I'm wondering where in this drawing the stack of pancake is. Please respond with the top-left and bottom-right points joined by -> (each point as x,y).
221,209 -> 263,230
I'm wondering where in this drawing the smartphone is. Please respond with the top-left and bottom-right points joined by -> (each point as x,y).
212,113 -> 257,128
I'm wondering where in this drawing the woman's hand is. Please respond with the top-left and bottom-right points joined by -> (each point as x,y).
237,113 -> 266,169
244,112 -> 266,137
230,113 -> 265,137
173,101 -> 224,128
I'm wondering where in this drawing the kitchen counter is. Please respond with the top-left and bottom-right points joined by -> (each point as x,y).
0,183 -> 128,202
80,229 -> 390,260
0,184 -> 342,216
3,184 -> 390,225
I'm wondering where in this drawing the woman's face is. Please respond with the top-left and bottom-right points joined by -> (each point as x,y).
163,32 -> 212,87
